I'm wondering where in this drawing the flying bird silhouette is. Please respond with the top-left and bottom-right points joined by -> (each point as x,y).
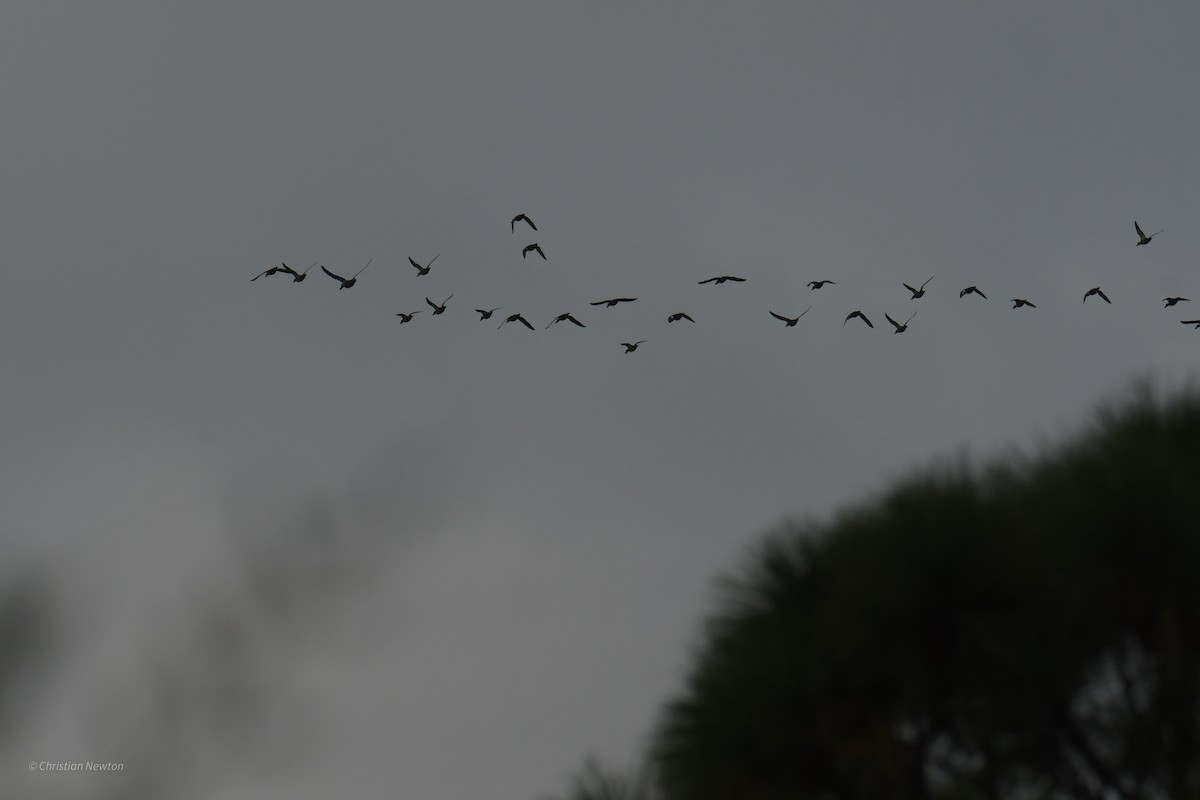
1011,298 -> 1037,309
511,213 -> 537,232
498,313 -> 535,330
667,312 -> 695,323
1135,220 -> 1164,246
884,311 -> 917,333
904,276 -> 934,299
475,307 -> 502,320
590,297 -> 638,307
426,295 -> 453,315
547,312 -> 585,328
844,310 -> 874,328
1180,319 -> 1200,329
395,311 -> 421,324
698,275 -> 747,285
321,259 -> 372,289
959,286 -> 987,299
408,254 -> 439,275
1163,297 -> 1190,308
769,307 -> 812,327
279,262 -> 316,282
621,341 -> 647,353
1083,287 -> 1111,304
523,243 -> 547,260
808,280 -> 835,290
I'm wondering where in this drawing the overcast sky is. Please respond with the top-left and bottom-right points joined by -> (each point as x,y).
3,3 -> 1200,798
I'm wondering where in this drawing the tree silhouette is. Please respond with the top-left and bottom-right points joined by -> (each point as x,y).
547,384 -> 1200,800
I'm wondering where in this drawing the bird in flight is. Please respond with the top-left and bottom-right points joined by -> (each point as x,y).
547,312 -> 585,328
590,297 -> 637,307
498,313 -> 535,330
475,307 -> 502,320
769,307 -> 812,327
408,254 -> 439,276
808,280 -> 835,290
251,264 -> 285,281
1181,319 -> 1200,329
1011,298 -> 1037,309
395,311 -> 421,324
279,262 -> 316,282
844,310 -> 874,328
1083,287 -> 1111,304
904,276 -> 934,299
523,243 -> 547,260
667,312 -> 695,323
1163,297 -> 1190,308
1135,220 -> 1164,246
321,259 -> 372,289
959,286 -> 987,299
884,311 -> 917,333
426,295 -> 453,315
511,213 -> 537,232
698,275 -> 747,285
621,341 -> 647,353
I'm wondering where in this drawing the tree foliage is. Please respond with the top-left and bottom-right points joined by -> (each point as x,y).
577,386 -> 1200,800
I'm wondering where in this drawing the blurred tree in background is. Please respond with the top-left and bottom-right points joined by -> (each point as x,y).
549,386 -> 1200,800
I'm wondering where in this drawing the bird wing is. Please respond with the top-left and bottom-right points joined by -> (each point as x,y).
903,283 -> 917,294
885,313 -> 900,330
978,289 -> 987,299
321,265 -> 346,282
426,297 -> 438,309
727,276 -> 746,282
527,218 -> 537,231
568,315 -> 585,327
1098,289 -> 1110,303
519,316 -> 534,330
590,300 -> 608,306
921,276 -> 934,289
1181,319 -> 1200,324
1136,220 -> 1146,238
278,263 -> 298,276
861,314 -> 874,328
617,298 -> 637,303
408,257 -> 423,271
681,313 -> 694,322
251,269 -> 271,281
698,277 -> 717,284
536,245 -> 546,259
769,311 -> 788,322
799,305 -> 812,318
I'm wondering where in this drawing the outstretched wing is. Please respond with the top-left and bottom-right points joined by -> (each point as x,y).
698,277 -> 717,284
885,313 -> 900,330
321,265 -> 346,282
1135,220 -> 1146,238
519,316 -> 534,330
769,311 -> 788,322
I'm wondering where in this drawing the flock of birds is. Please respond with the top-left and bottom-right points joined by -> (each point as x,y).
252,217 -> 1199,348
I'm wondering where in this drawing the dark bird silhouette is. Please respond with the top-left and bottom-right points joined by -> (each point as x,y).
511,213 -> 537,232
903,276 -> 934,299
698,275 -> 747,285
523,243 -> 547,260
959,285 -> 987,299
667,312 -> 695,323
621,341 -> 647,353
499,313 -> 535,330
844,310 -> 874,328
1135,220 -> 1164,246
395,311 -> 421,324
475,307 -> 502,320
408,254 -> 439,276
1164,297 -> 1190,308
885,310 -> 918,333
590,297 -> 638,307
321,259 -> 372,289
808,280 -> 835,290
769,307 -> 812,327
1181,319 -> 1200,329
279,262 -> 316,282
251,264 -> 285,281
1083,287 -> 1111,304
1011,298 -> 1037,308
426,295 -> 453,315
547,312 -> 585,328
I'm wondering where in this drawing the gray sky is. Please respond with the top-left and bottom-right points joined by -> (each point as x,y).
4,3 -> 1200,798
